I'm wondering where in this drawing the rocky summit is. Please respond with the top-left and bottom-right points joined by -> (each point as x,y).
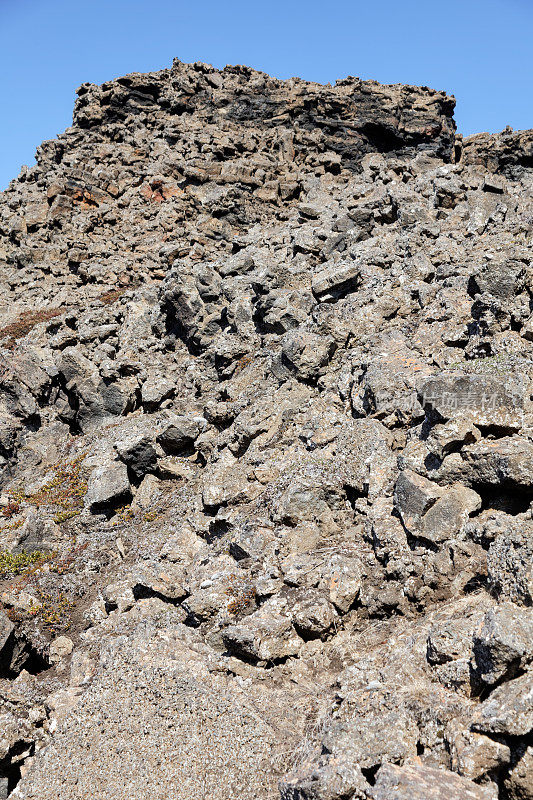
0,58 -> 532,800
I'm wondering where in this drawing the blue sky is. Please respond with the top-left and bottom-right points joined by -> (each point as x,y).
1,0 -> 532,190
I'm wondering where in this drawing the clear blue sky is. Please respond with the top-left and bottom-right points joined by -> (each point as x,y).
1,0 -> 532,190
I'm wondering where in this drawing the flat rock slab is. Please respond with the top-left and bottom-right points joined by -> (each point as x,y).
369,762 -> 496,800
420,374 -> 525,428
13,626 -> 306,800
439,436 -> 533,489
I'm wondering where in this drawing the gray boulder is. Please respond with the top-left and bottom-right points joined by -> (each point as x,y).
281,330 -> 336,382
85,459 -> 131,511
114,427 -> 157,479
369,762 -> 496,800
488,525 -> 533,606
473,603 -> 533,685
504,745 -> 533,800
472,671 -> 533,736
156,415 -> 203,454
420,373 -> 525,429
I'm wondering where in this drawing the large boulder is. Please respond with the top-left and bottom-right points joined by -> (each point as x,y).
369,762 -> 495,800
473,603 -> 533,685
85,459 -> 131,511
419,373 -> 526,430
281,329 -> 336,383
394,470 -> 480,544
438,437 -> 533,490
114,426 -> 158,479
472,672 -> 533,737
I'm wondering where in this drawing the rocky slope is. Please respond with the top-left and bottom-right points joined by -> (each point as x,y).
0,58 -> 532,799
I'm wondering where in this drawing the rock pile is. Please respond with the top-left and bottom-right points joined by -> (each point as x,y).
0,58 -> 531,799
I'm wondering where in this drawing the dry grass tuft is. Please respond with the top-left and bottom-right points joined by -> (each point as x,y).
0,308 -> 62,349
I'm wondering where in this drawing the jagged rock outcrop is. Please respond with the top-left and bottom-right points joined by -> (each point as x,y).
0,59 -> 532,800
461,127 -> 533,176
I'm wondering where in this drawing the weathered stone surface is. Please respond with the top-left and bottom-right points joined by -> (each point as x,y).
281,330 -> 336,382
321,690 -> 419,771
393,469 -> 482,546
473,603 -> 533,685
13,625 -> 307,800
336,418 -> 395,501
369,762 -> 496,800
439,437 -> 533,489
461,128 -> 533,176
505,745 -> 533,800
488,524 -> 533,606
311,261 -> 360,300
223,595 -> 302,662
85,459 -> 131,510
472,672 -> 533,736
394,469 -> 442,531
72,63 -> 457,163
48,635 -> 74,665
448,725 -> 510,781
419,484 -> 481,544
420,374 -> 525,429
0,611 -> 15,659
426,612 -> 482,667
290,589 -> 338,639
114,425 -> 157,478
470,258 -> 526,301
280,755 -> 368,800
140,376 -> 175,411
156,415 -> 203,453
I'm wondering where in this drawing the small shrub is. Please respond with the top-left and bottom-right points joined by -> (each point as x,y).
234,353 -> 254,375
0,538 -> 86,635
2,543 -> 84,633
97,281 -> 139,307
111,505 -> 135,526
98,288 -> 125,306
26,453 -> 88,523
1,501 -> 20,519
447,353 -> 525,375
0,550 -> 51,579
28,588 -> 75,634
1,520 -> 23,532
49,541 -> 88,575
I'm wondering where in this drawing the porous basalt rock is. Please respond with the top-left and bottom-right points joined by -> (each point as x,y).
0,58 -> 532,800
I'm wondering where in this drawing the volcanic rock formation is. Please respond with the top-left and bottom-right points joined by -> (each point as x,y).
0,59 -> 532,799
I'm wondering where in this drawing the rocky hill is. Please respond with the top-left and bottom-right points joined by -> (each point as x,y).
0,59 -> 532,800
